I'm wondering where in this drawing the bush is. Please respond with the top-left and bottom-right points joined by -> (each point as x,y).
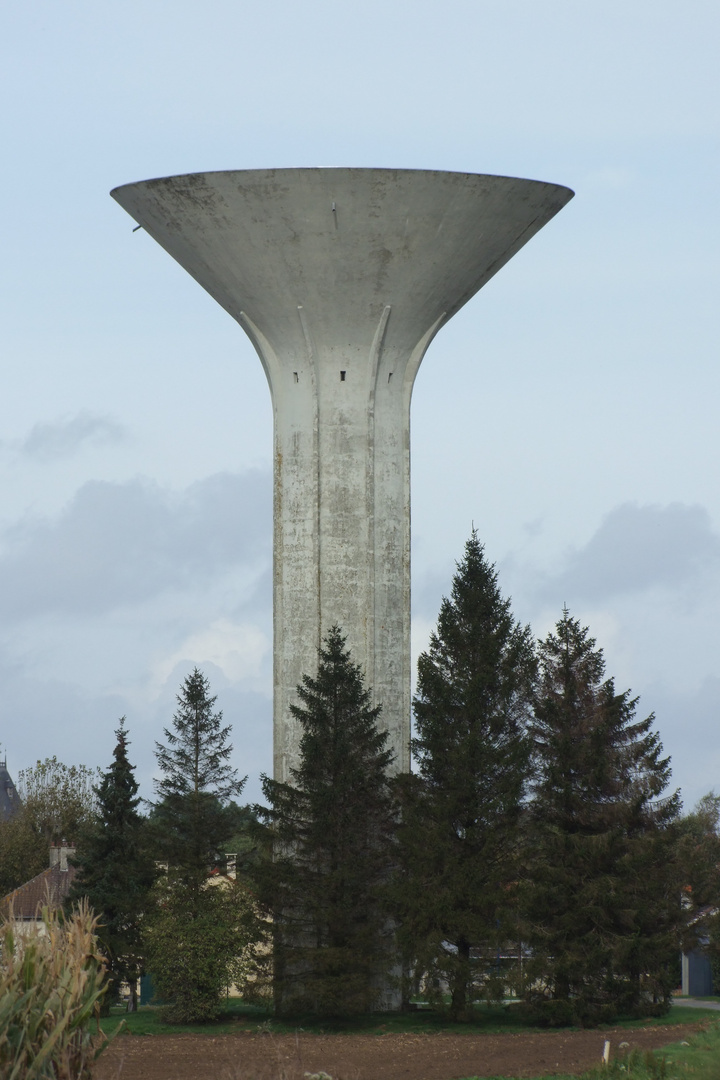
0,899 -> 112,1079
144,876 -> 259,1023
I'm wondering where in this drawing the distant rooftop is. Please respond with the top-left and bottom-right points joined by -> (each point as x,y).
1,848 -> 77,920
0,760 -> 21,822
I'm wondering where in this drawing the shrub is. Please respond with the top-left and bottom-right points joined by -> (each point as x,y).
0,899 -> 112,1079
144,875 -> 258,1023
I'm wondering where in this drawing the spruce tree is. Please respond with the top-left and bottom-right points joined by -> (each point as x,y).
398,532 -> 535,1019
524,609 -> 680,1025
68,720 -> 156,1011
254,626 -> 396,1017
152,667 -> 245,881
148,669 -> 250,1022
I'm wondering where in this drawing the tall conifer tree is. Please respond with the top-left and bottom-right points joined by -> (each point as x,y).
399,532 -> 535,1019
69,720 -> 155,1011
147,669 -> 251,1022
525,609 -> 680,1025
254,626 -> 396,1017
153,667 -> 245,881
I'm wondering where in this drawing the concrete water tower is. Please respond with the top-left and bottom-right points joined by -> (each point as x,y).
111,168 -> 573,783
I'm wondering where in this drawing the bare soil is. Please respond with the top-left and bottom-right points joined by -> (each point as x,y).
94,1022 -> 703,1079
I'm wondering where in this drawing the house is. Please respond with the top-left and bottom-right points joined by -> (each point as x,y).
0,758 -> 21,822
681,904 -> 717,997
0,844 -> 77,929
682,948 -> 714,996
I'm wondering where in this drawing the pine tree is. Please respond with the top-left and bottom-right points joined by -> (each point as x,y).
148,669 -> 250,1022
152,667 -> 245,881
524,609 -> 680,1025
398,532 -> 535,1019
68,720 -> 155,1011
254,626 -> 396,1017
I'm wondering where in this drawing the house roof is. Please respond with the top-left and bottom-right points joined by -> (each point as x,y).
1,862 -> 78,920
0,761 -> 21,822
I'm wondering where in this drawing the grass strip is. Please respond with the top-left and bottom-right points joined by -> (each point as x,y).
458,1018 -> 720,1080
99,1001 -> 720,1039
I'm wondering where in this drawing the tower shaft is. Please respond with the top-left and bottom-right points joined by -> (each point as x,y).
254,299 -> 421,778
111,168 -> 573,781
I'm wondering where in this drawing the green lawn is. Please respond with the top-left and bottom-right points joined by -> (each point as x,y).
99,1007 -> 720,1080
457,1018 -> 720,1080
99,999 -> 720,1040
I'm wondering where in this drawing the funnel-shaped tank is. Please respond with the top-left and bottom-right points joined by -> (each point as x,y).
111,168 -> 573,782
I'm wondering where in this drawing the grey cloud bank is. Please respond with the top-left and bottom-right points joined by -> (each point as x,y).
0,470 -> 271,618
643,677 -> 720,812
415,502 -> 720,632
0,0 -> 717,813
493,501 -> 720,810
0,470 -> 273,805
17,412 -> 126,460
535,502 -> 720,604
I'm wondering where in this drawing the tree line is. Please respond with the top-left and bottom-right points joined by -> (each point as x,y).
2,531 -> 718,1026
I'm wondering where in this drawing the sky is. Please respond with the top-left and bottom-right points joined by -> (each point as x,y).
0,0 -> 718,810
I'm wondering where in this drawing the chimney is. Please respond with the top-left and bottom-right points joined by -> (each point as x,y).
50,842 -> 75,871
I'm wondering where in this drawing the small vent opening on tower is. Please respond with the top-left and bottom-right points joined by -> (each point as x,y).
388,372 -> 393,383
340,370 -> 346,381
293,372 -> 299,383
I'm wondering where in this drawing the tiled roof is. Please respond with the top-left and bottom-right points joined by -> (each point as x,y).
0,763 -> 21,822
1,863 -> 78,920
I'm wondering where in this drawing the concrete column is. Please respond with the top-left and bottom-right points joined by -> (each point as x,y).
111,168 -> 573,782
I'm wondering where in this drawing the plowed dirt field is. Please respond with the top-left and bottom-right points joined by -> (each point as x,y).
94,1022 -> 702,1079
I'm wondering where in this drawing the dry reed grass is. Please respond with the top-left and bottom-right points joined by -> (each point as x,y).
0,898 -> 115,1079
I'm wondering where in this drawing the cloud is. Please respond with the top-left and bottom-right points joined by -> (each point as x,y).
535,502 -> 720,605
146,679 -> 273,804
0,470 -> 271,619
152,619 -> 270,689
0,650 -> 273,806
643,676 -> 720,811
17,412 -> 126,459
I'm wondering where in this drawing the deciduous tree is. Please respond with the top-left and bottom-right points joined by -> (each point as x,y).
675,792 -> 720,919
0,758 -> 99,896
674,792 -> 720,988
18,757 -> 98,846
144,874 -> 258,1023
0,813 -> 45,897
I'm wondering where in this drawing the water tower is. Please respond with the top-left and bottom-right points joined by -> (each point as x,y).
111,168 -> 573,782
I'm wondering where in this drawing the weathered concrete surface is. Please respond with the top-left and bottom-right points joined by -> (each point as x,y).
111,168 -> 573,783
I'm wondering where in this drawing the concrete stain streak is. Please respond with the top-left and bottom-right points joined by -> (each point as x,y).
110,168 -> 574,783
